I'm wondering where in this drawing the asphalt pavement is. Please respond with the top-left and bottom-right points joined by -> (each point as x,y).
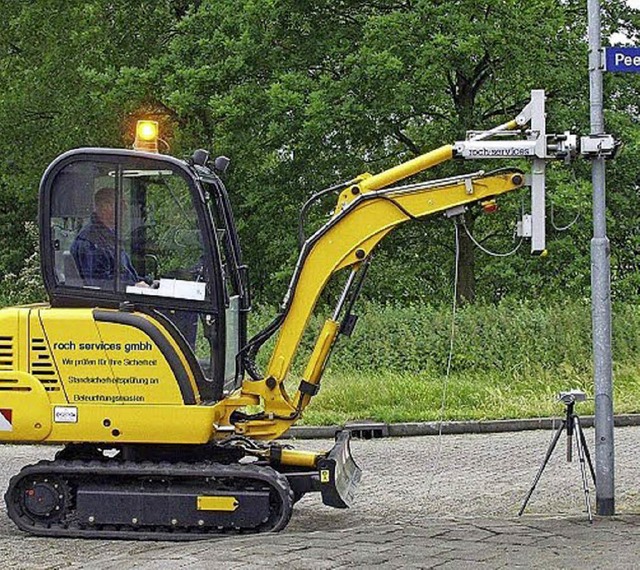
2,425 -> 640,569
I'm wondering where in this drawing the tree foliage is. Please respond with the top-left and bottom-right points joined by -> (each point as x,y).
0,0 -> 639,307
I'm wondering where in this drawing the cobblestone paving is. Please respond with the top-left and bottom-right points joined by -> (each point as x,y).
2,426 -> 640,569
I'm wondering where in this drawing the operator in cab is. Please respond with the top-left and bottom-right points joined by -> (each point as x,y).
71,187 -> 148,289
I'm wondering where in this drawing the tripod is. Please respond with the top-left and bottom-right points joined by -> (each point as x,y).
518,395 -> 596,521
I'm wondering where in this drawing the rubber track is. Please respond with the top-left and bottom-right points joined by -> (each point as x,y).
5,459 -> 294,540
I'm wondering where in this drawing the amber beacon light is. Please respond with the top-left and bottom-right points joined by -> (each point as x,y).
134,120 -> 159,152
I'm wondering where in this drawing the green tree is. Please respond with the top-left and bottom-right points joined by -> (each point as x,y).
0,1 -> 188,282
148,0 -> 638,305
1,0 -> 639,308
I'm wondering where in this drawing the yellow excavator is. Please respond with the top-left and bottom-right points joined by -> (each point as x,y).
0,90 -> 575,538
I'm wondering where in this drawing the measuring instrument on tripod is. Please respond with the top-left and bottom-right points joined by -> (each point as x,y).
519,390 -> 597,522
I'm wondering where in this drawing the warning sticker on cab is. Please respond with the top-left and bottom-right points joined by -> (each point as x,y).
0,409 -> 13,431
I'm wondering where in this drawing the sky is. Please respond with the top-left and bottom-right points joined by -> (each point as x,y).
610,1 -> 639,45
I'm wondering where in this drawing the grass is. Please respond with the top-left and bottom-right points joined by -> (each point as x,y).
300,363 -> 640,425
250,299 -> 640,426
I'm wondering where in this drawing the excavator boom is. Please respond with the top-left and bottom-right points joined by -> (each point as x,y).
229,90 -> 579,447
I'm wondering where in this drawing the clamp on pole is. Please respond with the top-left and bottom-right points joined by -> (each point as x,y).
579,134 -> 620,159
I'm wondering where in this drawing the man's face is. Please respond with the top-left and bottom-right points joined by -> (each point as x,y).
97,198 -> 116,229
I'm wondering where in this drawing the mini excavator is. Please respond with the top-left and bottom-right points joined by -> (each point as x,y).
0,90 -> 581,538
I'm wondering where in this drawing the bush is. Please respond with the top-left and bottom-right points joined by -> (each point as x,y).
252,298 -> 633,377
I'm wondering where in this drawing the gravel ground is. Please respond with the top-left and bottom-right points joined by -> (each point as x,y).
2,426 -> 640,568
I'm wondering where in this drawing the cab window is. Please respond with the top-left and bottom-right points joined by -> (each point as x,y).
49,158 -> 208,304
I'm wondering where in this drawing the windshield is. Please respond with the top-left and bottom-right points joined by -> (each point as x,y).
49,158 -> 208,304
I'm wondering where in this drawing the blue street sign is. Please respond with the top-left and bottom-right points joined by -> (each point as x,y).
604,46 -> 640,73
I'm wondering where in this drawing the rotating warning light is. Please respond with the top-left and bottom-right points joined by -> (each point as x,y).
138,120 -> 157,140
134,120 -> 159,152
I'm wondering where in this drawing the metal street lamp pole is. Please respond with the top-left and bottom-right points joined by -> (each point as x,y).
587,0 -> 615,516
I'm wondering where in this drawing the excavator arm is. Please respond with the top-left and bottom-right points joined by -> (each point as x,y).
217,90 -> 580,443
222,167 -> 524,439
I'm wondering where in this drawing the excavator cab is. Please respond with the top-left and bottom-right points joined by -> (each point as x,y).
39,148 -> 250,401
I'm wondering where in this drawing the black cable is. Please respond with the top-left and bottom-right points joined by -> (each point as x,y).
376,195 -> 422,221
238,311 -> 286,380
241,179 -> 355,380
297,180 -> 354,249
340,256 -> 372,323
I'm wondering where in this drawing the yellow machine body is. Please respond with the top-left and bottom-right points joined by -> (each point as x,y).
0,306 -> 216,445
